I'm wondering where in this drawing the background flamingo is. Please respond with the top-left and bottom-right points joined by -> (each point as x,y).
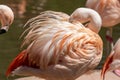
0,5 -> 14,34
86,0 -> 120,51
101,38 -> 120,80
6,8 -> 103,80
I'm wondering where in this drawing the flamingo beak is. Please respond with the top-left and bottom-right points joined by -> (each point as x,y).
0,26 -> 9,34
101,51 -> 114,80
0,29 -> 6,34
113,69 -> 120,77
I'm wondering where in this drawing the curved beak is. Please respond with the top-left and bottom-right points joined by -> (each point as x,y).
0,26 -> 9,34
0,29 -> 6,34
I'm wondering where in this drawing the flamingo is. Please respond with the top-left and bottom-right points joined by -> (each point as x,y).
101,38 -> 120,80
86,0 -> 120,51
6,8 -> 103,80
0,5 -> 14,34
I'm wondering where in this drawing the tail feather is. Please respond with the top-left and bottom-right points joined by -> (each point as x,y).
101,51 -> 114,80
6,50 -> 28,76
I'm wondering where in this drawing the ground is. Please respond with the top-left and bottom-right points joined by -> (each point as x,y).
15,70 -> 120,80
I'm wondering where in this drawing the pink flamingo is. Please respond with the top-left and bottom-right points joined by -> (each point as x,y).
6,8 -> 103,80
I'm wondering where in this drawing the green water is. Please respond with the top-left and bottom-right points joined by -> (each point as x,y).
0,0 -> 120,80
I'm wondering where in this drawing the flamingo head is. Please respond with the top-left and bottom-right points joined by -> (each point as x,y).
0,5 -> 14,34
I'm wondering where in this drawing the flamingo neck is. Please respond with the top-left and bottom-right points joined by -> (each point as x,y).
69,8 -> 102,33
87,10 -> 102,33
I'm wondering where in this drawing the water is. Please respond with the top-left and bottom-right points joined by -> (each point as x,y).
0,0 -> 120,80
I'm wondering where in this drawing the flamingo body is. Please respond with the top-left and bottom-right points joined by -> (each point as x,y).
6,9 -> 103,80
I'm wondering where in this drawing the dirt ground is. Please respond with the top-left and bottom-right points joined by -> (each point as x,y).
15,70 -> 120,80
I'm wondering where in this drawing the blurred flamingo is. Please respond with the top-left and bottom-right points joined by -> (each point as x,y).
86,0 -> 120,51
101,38 -> 120,80
0,5 -> 14,34
6,8 -> 103,80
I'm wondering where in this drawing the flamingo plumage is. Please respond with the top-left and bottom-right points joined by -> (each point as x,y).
86,0 -> 120,50
101,38 -> 120,80
6,8 -> 103,80
0,5 -> 14,34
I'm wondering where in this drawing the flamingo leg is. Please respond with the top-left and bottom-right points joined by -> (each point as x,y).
106,27 -> 114,54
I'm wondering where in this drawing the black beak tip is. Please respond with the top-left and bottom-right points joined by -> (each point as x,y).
0,29 -> 7,34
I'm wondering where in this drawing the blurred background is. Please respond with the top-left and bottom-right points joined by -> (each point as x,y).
0,0 -> 120,80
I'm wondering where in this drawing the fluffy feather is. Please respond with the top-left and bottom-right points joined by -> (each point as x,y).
6,10 -> 103,80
